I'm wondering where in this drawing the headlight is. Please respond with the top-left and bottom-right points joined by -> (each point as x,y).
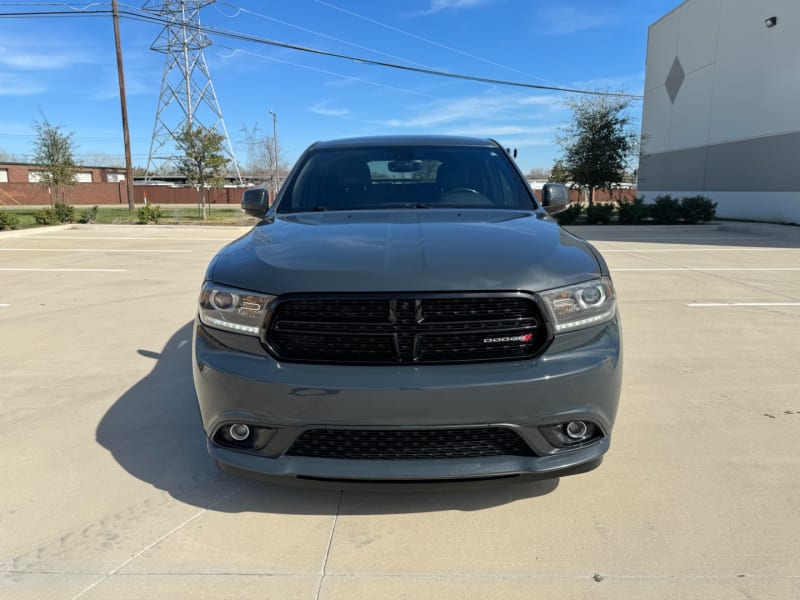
539,277 -> 616,333
198,282 -> 275,336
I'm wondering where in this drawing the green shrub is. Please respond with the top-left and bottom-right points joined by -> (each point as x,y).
585,203 -> 615,225
54,202 -> 74,223
0,211 -> 21,230
34,207 -> 59,225
555,203 -> 583,225
617,196 -> 650,225
34,203 -> 75,225
680,195 -> 717,223
137,204 -> 162,224
78,205 -> 99,224
650,195 -> 682,224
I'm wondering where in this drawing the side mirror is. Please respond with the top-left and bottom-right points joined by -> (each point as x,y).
241,187 -> 269,217
541,183 -> 570,215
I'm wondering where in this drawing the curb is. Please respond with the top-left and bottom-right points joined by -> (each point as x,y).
0,224 -> 74,238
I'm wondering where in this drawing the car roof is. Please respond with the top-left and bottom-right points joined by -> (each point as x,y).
311,135 -> 499,150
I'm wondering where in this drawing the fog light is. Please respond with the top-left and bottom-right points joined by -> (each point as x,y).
565,420 -> 589,440
539,421 -> 601,450
213,423 -> 275,451
229,423 -> 251,441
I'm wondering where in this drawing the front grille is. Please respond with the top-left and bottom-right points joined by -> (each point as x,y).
266,294 -> 548,364
286,427 -> 536,460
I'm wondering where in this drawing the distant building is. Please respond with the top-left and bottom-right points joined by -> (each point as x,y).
639,0 -> 800,224
0,162 -> 126,184
0,162 -> 256,188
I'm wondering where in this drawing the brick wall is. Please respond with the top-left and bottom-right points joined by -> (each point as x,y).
568,188 -> 638,203
0,163 -> 124,184
1,181 -> 637,207
0,183 -> 248,206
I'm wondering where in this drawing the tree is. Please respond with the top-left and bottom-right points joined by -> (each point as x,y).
525,167 -> 551,180
0,148 -> 19,162
31,115 -> 78,205
557,94 -> 639,205
80,152 -> 124,167
239,122 -> 290,185
175,124 -> 229,220
549,160 -> 570,184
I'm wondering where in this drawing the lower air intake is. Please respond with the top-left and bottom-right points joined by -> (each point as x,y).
286,427 -> 536,460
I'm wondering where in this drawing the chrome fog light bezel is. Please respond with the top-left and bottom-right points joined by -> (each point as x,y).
213,423 -> 275,451
539,421 -> 603,450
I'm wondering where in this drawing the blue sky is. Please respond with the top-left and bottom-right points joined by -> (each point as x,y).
0,0 -> 678,173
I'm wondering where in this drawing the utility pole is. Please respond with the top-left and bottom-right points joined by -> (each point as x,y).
112,0 -> 135,211
269,109 -> 278,199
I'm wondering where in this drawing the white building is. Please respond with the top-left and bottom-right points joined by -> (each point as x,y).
638,0 -> 800,224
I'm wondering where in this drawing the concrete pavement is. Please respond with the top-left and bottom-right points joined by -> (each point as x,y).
1,223 -> 798,599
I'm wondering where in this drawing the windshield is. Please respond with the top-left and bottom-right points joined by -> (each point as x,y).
276,145 -> 536,213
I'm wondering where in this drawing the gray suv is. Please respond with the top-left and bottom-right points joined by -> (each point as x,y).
192,135 -> 621,483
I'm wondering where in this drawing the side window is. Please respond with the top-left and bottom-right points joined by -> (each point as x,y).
486,152 -> 533,209
494,167 -> 516,207
282,155 -> 328,212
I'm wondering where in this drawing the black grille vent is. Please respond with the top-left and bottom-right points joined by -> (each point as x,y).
266,294 -> 547,365
286,428 -> 536,460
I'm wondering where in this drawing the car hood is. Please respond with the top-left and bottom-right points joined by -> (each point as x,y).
209,210 -> 601,294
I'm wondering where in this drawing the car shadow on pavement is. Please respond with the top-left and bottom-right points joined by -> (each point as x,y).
97,322 -> 560,516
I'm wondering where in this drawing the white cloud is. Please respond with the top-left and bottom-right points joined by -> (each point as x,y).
0,71 -> 45,96
440,124 -> 559,138
0,52 -> 88,70
413,0 -> 495,16
310,103 -> 351,118
0,36 -> 95,71
377,93 -> 563,129
430,0 -> 491,10
369,93 -> 566,164
535,5 -> 618,35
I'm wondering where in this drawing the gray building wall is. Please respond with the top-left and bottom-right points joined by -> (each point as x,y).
639,0 -> 800,223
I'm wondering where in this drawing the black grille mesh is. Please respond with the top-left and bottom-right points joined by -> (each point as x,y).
266,294 -> 546,364
286,428 -> 536,460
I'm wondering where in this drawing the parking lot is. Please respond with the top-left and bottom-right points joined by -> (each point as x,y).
1,222 -> 799,600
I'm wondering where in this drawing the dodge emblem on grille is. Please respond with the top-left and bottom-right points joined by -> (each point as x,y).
483,333 -> 533,344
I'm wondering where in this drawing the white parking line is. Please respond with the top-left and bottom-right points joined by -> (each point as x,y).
37,236 -> 235,241
0,268 -> 127,272
614,268 -> 800,272
591,236 -> 768,242
603,248 -> 793,252
688,302 -> 800,307
0,248 -> 191,253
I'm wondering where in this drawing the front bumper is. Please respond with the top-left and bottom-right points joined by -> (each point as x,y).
192,317 -> 622,482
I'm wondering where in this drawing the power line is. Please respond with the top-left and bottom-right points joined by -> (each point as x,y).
313,0 -> 567,88
0,5 -> 643,99
119,8 -> 644,99
215,1 -> 435,71
0,9 -> 109,17
215,45 -> 442,101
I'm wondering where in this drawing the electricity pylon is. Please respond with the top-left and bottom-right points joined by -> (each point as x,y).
142,0 -> 242,181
